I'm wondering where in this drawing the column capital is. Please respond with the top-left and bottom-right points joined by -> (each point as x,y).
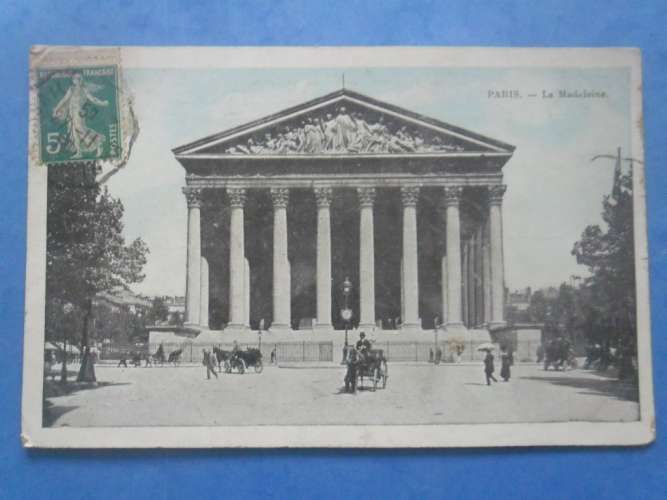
400,186 -> 420,207
488,184 -> 507,204
182,187 -> 203,208
443,186 -> 464,206
270,187 -> 290,209
357,187 -> 376,207
227,187 -> 247,208
314,187 -> 333,208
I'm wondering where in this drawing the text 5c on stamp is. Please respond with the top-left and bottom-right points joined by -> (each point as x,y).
37,66 -> 121,164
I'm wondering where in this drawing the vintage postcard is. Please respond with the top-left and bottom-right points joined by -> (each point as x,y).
22,46 -> 654,448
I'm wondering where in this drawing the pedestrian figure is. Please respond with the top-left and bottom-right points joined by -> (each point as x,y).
117,353 -> 128,368
435,346 -> 442,365
270,347 -> 277,365
484,350 -> 497,385
144,352 -> 153,367
429,348 -> 434,363
203,349 -> 218,379
500,345 -> 513,382
44,350 -> 55,380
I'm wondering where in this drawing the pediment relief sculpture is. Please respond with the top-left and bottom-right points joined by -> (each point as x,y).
223,107 -> 467,155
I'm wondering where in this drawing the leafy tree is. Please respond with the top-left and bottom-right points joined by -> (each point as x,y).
146,296 -> 169,325
168,311 -> 184,326
46,164 -> 148,382
572,161 -> 635,346
527,290 -> 548,323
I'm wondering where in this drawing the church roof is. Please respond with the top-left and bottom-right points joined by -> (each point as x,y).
173,89 -> 515,158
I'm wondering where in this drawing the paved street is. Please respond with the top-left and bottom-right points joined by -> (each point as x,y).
44,363 -> 639,427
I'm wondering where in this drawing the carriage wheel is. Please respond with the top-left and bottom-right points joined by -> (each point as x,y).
254,360 -> 263,373
224,360 -> 232,374
372,368 -> 379,392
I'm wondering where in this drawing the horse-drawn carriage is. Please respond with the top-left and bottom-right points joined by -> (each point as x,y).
343,346 -> 388,393
543,338 -> 577,371
213,346 -> 263,374
148,345 -> 182,366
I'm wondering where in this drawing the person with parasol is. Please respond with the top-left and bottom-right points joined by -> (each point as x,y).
478,343 -> 498,386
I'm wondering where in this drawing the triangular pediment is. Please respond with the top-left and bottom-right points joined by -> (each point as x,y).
174,89 -> 514,157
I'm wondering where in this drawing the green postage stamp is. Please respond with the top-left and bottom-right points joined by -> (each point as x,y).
37,66 -> 121,163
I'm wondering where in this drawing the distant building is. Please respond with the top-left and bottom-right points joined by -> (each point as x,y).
95,287 -> 152,314
542,286 -> 559,300
157,296 -> 185,324
507,287 -> 532,312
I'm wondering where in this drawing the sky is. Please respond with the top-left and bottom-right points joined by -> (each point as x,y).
106,65 -> 632,296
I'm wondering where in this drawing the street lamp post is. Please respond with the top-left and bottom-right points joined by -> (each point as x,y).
340,277 -> 353,363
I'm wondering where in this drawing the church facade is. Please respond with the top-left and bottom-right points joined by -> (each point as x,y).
172,89 -> 514,337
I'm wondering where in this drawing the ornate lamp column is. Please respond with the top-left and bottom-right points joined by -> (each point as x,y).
270,188 -> 291,331
401,186 -> 420,330
444,186 -> 464,328
227,187 -> 247,329
183,187 -> 202,326
314,187 -> 333,331
357,187 -> 376,330
488,184 -> 507,328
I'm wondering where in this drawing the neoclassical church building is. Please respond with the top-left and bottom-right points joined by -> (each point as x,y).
171,89 -> 514,341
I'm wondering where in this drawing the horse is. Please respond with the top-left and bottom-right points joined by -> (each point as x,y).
130,351 -> 143,367
152,346 -> 165,366
212,346 -> 233,372
167,348 -> 183,366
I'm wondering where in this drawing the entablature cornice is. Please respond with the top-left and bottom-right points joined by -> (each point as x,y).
184,173 -> 504,190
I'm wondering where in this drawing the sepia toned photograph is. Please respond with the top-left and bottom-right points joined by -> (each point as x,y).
22,46 -> 653,448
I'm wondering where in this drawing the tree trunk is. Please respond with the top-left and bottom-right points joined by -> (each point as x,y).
77,298 -> 96,383
59,335 -> 68,385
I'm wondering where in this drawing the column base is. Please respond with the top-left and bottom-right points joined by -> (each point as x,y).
445,321 -> 464,326
488,321 -> 507,331
313,323 -> 334,332
225,323 -> 249,333
444,321 -> 466,332
269,323 -> 292,333
400,323 -> 421,333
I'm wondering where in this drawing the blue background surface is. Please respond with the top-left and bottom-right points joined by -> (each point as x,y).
0,1 -> 665,498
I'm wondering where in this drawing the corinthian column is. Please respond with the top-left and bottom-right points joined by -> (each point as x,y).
444,186 -> 463,328
489,185 -> 507,328
183,187 -> 202,326
401,186 -> 420,330
357,187 -> 376,330
270,188 -> 291,331
314,187 -> 333,330
199,256 -> 209,328
227,187 -> 246,329
483,219 -> 492,324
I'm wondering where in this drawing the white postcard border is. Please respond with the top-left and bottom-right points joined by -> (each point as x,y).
21,46 -> 655,448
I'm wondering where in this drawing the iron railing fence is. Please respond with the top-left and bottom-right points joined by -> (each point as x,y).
104,339 -> 542,364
